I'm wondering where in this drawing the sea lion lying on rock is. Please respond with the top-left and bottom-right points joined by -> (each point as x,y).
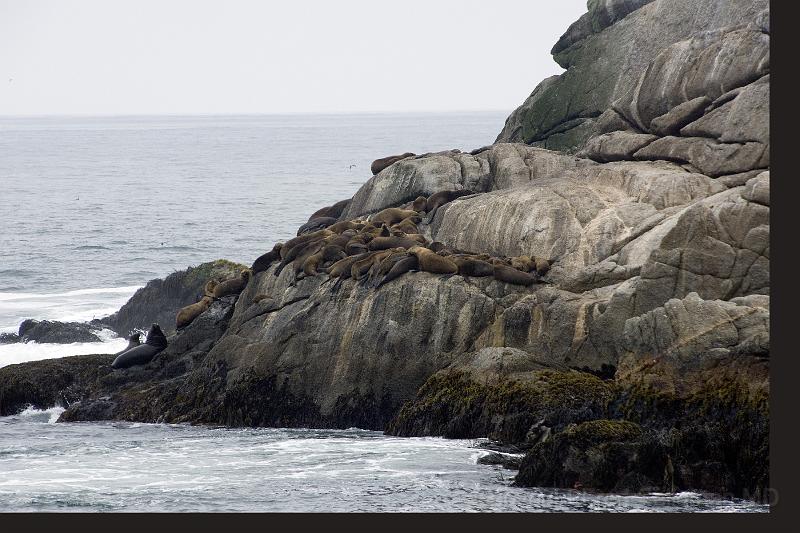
111,324 -> 167,369
371,207 -> 420,226
251,243 -> 283,274
493,264 -> 537,286
114,333 -> 141,356
408,246 -> 458,275
376,255 -> 419,288
297,216 -> 338,236
176,296 -> 213,330
426,189 -> 475,220
367,235 -> 420,251
307,199 -> 350,222
370,152 -> 415,175
213,270 -> 252,297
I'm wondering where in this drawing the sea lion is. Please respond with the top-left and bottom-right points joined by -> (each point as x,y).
251,243 -> 284,274
371,207 -> 420,227
367,235 -> 420,251
307,199 -> 351,222
366,250 -> 409,286
376,255 -> 419,288
302,245 -> 347,277
535,257 -> 551,276
351,251 -> 393,281
176,296 -> 212,330
327,220 -> 364,234
275,235 -> 328,275
453,256 -> 494,277
280,229 -> 334,260
493,264 -> 536,286
511,255 -> 536,273
426,189 -> 475,220
213,270 -> 252,297
370,152 -> 415,175
297,217 -> 338,236
411,196 -> 427,212
114,333 -> 141,356
408,246 -> 458,275
111,324 -> 168,369
391,216 -> 421,234
325,253 -> 371,279
203,279 -> 219,297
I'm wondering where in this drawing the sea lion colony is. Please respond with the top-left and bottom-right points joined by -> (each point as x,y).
174,186 -> 553,330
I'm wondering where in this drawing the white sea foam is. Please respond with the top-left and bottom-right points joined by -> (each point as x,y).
10,406 -> 66,424
0,334 -> 127,368
0,285 -> 140,333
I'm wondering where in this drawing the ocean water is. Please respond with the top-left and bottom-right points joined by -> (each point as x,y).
0,409 -> 767,513
0,114 -> 769,512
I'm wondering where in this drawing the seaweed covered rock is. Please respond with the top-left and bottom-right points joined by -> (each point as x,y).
17,319 -> 103,344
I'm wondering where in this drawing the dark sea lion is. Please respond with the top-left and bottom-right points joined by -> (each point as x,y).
251,243 -> 284,274
376,255 -> 419,288
367,235 -> 419,251
213,270 -> 252,297
176,296 -> 212,329
453,256 -> 494,277
493,264 -> 536,286
114,333 -> 141,356
307,199 -> 351,222
408,246 -> 458,275
111,324 -> 167,369
370,152 -> 415,175
297,217 -> 338,236
411,196 -> 427,212
426,189 -> 475,220
371,208 -> 419,227
535,257 -> 551,276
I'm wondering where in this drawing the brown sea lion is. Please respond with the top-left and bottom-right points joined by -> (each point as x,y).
204,279 -> 219,297
408,246 -> 458,274
511,255 -> 536,273
411,196 -> 427,212
280,229 -> 334,259
371,207 -> 419,226
367,235 -> 420,251
366,250 -> 409,286
376,255 -> 419,288
453,256 -> 494,277
275,235 -> 330,275
370,152 -> 415,175
307,198 -> 351,222
391,216 -> 421,234
493,264 -> 536,286
176,296 -> 213,329
426,189 -> 475,220
251,243 -> 284,274
325,253 -> 371,279
302,245 -> 347,277
350,251 -> 393,281
213,270 -> 253,297
327,219 -> 365,234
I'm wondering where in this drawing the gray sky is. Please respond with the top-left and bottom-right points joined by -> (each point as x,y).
0,0 -> 586,116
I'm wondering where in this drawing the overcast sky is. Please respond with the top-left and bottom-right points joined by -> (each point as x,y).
0,0 -> 586,116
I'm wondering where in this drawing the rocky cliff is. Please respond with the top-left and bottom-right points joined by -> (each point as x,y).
0,0 -> 769,499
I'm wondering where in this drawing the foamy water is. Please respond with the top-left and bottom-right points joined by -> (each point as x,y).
0,411 -> 769,512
